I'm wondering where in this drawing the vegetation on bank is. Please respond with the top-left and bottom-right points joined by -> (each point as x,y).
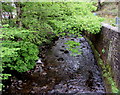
1,2 -> 104,90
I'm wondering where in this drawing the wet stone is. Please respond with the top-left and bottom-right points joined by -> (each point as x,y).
79,37 -> 86,42
59,49 -> 64,52
64,50 -> 69,54
30,91 -> 35,94
71,38 -> 74,41
17,87 -> 22,90
46,36 -> 105,93
18,80 -> 22,84
57,58 -> 64,61
32,82 -> 38,86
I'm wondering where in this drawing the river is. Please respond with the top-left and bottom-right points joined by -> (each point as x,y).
3,36 -> 105,94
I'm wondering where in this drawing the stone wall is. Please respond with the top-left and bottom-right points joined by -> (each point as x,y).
85,23 -> 120,89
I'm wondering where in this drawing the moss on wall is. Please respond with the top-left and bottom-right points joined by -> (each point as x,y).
84,36 -> 119,93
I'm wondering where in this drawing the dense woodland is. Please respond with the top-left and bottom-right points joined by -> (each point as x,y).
1,1 -> 117,92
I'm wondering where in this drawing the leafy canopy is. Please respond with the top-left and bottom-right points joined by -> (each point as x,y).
1,2 -> 104,90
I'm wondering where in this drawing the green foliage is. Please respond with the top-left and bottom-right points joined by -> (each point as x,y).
1,23 -> 55,72
2,41 -> 39,72
97,53 -> 119,93
65,40 -> 81,56
1,24 -> 55,90
0,26 -> 41,90
2,2 -> 15,12
1,27 -> 40,72
2,2 -> 104,56
46,2 -> 104,35
118,90 -> 120,94
19,2 -> 104,35
65,41 -> 80,48
97,52 -> 119,93
102,48 -> 105,54
18,2 -> 104,57
1,2 -> 16,27
102,63 -> 119,93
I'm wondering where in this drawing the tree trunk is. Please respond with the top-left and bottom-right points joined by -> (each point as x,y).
14,2 -> 22,28
97,0 -> 102,10
0,2 -> 2,25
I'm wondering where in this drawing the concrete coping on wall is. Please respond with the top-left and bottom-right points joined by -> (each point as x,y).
101,22 -> 120,33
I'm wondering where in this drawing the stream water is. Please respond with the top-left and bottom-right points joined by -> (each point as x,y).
3,36 -> 105,94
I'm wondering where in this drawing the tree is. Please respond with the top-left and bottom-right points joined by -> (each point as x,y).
14,2 -> 23,27
97,0 -> 102,10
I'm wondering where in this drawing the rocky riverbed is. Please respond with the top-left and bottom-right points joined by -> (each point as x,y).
2,36 -> 105,94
